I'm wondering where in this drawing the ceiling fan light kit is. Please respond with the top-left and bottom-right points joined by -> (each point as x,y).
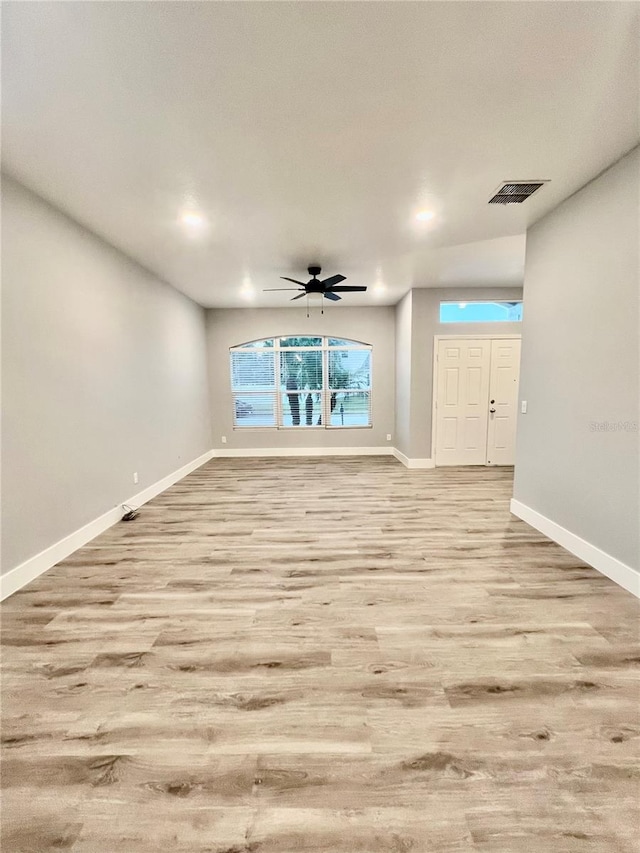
264,265 -> 367,315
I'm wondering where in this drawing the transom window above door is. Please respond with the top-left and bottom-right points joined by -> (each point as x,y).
229,336 -> 372,429
440,301 -> 523,323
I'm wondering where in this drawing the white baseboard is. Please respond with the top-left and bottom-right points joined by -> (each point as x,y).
213,446 -> 393,458
392,448 -> 435,469
510,498 -> 639,599
0,450 -> 215,601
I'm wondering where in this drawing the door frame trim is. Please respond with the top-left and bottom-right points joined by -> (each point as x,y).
431,334 -> 522,466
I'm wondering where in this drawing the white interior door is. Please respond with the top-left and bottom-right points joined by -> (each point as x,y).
435,339 -> 491,466
486,338 -> 521,466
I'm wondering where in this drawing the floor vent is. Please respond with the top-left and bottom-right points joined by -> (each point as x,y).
489,181 -> 548,204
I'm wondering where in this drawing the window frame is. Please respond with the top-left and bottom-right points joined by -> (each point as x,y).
230,336 -> 373,431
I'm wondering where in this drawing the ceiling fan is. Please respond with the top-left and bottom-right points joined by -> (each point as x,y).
264,265 -> 367,302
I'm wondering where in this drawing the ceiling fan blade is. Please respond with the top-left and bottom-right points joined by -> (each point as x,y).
324,291 -> 341,301
320,274 -> 346,288
327,285 -> 367,292
280,276 -> 308,286
291,293 -> 307,301
263,288 -> 304,291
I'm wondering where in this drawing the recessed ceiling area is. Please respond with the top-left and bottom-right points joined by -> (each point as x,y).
2,2 -> 638,307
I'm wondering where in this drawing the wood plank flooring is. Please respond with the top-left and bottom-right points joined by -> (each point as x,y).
1,457 -> 639,852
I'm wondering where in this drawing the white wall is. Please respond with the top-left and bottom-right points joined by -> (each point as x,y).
206,307 -> 395,450
395,286 -> 524,460
1,177 -> 212,575
513,147 -> 639,576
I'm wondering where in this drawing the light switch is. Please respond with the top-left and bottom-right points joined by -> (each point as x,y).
521,401 -> 528,414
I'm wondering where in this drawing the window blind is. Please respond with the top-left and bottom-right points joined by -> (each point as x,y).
230,337 -> 372,429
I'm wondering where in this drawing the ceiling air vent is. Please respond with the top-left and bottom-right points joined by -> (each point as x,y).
488,181 -> 548,205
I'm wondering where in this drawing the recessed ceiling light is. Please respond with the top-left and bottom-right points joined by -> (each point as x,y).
373,283 -> 386,297
240,274 -> 254,300
415,210 -> 435,222
180,211 -> 206,229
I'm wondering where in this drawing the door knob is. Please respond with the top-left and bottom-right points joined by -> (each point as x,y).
489,408 -> 496,413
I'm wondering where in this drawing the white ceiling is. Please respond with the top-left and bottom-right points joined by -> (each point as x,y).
3,2 -> 638,308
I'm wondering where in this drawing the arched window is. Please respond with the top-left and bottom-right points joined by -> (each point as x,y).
229,336 -> 372,429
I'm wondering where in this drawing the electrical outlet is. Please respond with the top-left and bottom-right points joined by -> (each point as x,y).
221,436 -> 227,444
386,434 -> 392,441
133,472 -> 139,485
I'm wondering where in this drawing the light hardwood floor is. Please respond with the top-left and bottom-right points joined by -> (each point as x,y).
1,457 -> 639,852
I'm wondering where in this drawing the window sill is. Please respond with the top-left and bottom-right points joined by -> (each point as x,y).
233,424 -> 373,431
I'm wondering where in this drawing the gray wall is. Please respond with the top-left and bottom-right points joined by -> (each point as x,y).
1,177 -> 212,575
396,286 -> 524,459
514,147 -> 640,571
394,291 -> 413,456
206,307 -> 395,450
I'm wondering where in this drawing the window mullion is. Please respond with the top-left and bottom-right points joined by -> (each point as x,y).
275,347 -> 283,428
322,344 -> 329,429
